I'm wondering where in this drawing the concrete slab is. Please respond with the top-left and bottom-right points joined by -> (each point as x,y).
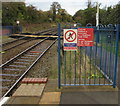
5,97 -> 40,104
13,84 -> 45,96
44,79 -> 60,92
60,91 -> 118,104
62,86 -> 118,92
39,92 -> 61,104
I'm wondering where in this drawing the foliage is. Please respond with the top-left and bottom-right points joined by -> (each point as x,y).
73,2 -> 120,26
99,3 -> 120,24
2,2 -> 120,26
50,2 -> 61,21
2,2 -> 26,25
73,7 -> 96,26
2,2 -> 73,26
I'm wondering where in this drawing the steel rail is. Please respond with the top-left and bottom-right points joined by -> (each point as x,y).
1,27 -> 57,47
0,37 -> 26,47
3,38 -> 35,51
0,38 -> 48,68
0,39 -> 57,101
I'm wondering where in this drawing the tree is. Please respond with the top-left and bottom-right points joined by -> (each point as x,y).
87,0 -> 92,8
2,2 -> 26,25
50,2 -> 61,21
73,7 -> 96,26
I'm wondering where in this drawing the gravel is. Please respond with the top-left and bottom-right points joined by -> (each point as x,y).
25,40 -> 58,79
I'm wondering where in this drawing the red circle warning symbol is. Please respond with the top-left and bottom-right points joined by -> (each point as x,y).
65,30 -> 77,42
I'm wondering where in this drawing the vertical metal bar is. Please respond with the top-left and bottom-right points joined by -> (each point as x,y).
112,33 -> 116,81
74,51 -> 76,84
89,46 -> 92,85
108,31 -> 112,84
69,51 -> 72,84
79,47 -> 82,84
94,29 -> 98,84
102,32 -> 106,83
20,26 -> 22,33
84,47 -> 86,85
113,25 -> 120,88
104,31 -> 108,84
106,31 -> 110,80
64,51 -> 66,84
99,31 -> 102,70
99,31 -> 103,84
58,23 -> 61,89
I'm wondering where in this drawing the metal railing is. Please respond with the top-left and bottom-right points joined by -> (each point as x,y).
58,23 -> 119,88
2,26 -> 22,35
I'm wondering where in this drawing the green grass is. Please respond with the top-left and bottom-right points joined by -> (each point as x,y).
95,33 -> 120,57
22,22 -> 57,33
61,49 -> 104,80
100,40 -> 120,58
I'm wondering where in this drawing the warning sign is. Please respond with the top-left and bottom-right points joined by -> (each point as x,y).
77,28 -> 94,46
64,29 -> 77,51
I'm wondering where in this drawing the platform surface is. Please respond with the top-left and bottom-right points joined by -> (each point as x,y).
60,91 -> 118,104
39,92 -> 61,104
5,97 -> 40,104
13,83 -> 45,96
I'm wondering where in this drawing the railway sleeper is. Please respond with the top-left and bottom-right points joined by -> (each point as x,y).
25,54 -> 38,57
0,79 -> 13,82
29,52 -> 40,54
17,59 -> 33,61
9,65 -> 26,68
0,86 -> 8,89
0,74 -> 20,77
4,68 -> 22,71
20,56 -> 33,59
14,62 -> 30,64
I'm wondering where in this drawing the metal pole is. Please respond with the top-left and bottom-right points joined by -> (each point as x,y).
113,24 -> 120,88
58,23 -> 61,89
96,2 -> 99,27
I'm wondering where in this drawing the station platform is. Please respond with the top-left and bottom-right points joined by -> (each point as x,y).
1,78 -> 119,105
2,78 -> 61,105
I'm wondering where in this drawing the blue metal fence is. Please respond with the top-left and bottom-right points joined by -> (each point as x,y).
2,25 -> 22,35
58,24 -> 119,88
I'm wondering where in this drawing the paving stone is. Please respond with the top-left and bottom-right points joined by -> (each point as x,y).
39,92 -> 61,104
13,84 -> 45,96
60,91 -> 118,104
5,97 -> 40,104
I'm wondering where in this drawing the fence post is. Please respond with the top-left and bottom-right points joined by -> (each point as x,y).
20,25 -> 22,33
58,23 -> 61,89
113,24 -> 120,88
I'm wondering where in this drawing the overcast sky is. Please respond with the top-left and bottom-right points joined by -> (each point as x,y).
25,0 -> 120,16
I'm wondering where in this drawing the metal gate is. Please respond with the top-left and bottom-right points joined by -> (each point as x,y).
2,26 -> 22,35
58,24 -> 120,88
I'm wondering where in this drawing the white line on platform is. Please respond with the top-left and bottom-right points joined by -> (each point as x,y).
0,97 -> 9,106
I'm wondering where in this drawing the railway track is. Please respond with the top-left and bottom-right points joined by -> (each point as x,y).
2,28 -> 58,63
2,38 -> 35,51
2,28 -> 57,50
2,39 -> 42,64
0,27 -> 58,100
0,36 -> 26,47
0,37 -> 57,100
